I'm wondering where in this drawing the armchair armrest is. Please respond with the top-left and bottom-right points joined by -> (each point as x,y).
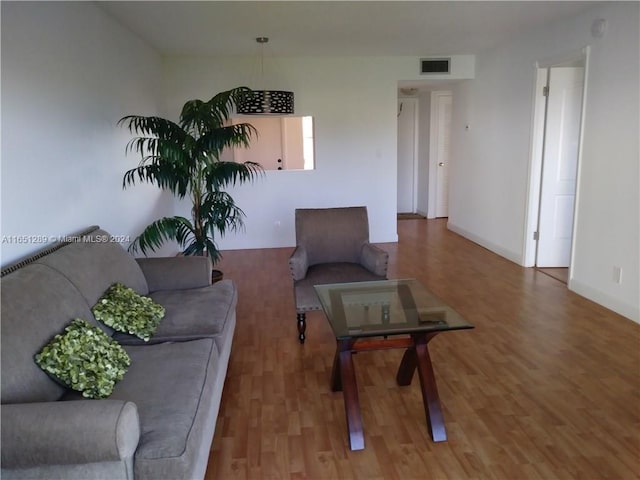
1,400 -> 140,469
360,243 -> 389,277
289,246 -> 309,281
136,256 -> 212,292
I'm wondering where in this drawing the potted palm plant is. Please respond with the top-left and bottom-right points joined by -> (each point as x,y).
119,86 -> 263,277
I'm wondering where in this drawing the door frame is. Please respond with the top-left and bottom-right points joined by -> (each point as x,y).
397,97 -> 419,213
522,47 -> 590,272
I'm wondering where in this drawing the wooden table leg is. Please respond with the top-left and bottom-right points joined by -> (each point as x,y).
412,333 -> 447,442
396,347 -> 417,386
331,344 -> 342,392
333,339 -> 364,450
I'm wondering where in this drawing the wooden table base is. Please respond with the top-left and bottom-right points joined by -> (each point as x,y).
331,333 -> 446,450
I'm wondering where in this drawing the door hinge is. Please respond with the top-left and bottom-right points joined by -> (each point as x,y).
533,231 -> 539,240
542,86 -> 549,97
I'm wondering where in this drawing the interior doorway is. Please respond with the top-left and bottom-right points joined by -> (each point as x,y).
524,50 -> 587,276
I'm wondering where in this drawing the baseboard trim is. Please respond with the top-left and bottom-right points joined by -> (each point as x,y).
569,278 -> 640,324
447,221 -> 524,266
446,222 -> 639,323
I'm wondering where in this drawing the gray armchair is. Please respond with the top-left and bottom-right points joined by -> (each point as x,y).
289,206 -> 389,343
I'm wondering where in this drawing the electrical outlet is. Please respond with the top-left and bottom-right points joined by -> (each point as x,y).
613,266 -> 622,284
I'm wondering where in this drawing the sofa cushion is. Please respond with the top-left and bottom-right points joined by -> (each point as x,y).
35,319 -> 131,399
92,283 -> 165,342
34,228 -> 149,307
112,280 -> 237,349
1,264 -> 98,404
107,339 -> 221,480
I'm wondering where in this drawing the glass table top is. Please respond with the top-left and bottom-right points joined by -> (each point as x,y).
315,279 -> 473,339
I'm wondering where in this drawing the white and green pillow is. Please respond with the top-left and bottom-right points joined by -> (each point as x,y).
92,283 -> 165,342
35,318 -> 130,399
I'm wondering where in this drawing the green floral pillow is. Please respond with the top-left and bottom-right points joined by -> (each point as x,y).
35,319 -> 130,399
92,283 -> 165,342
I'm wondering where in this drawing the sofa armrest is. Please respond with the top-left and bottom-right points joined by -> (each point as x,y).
360,243 -> 389,277
1,400 -> 140,469
289,246 -> 309,281
136,256 -> 212,292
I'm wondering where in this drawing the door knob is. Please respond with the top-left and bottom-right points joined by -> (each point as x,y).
438,162 -> 445,167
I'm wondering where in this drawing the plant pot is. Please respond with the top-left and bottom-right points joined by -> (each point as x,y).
211,269 -> 223,284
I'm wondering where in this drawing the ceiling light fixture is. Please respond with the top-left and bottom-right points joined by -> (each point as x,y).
237,37 -> 294,115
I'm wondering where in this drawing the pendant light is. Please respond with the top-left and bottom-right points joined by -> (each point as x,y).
237,37 -> 294,115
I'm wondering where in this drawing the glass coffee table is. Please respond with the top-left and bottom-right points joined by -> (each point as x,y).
315,279 -> 474,451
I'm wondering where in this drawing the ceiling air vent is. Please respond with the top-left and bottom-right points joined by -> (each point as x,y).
420,58 -> 451,75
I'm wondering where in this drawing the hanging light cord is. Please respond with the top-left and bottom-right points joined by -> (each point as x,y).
257,37 -> 268,91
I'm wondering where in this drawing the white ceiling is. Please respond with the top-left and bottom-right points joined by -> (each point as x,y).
99,1 -> 598,57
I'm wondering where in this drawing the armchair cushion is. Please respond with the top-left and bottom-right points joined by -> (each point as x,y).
294,263 -> 386,312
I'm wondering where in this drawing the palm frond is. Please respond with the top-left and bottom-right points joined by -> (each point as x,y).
128,217 -> 194,255
123,160 -> 192,197
197,124 -> 258,159
200,191 -> 246,235
180,87 -> 253,134
204,237 -> 222,263
205,161 -> 264,190
181,239 -> 207,257
118,116 -> 186,142
124,137 -> 193,166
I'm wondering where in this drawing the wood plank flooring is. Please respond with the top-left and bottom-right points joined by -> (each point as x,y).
537,268 -> 569,285
205,219 -> 640,480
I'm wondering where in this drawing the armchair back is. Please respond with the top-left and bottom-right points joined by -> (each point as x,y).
295,206 -> 370,266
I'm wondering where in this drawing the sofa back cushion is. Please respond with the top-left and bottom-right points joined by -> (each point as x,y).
34,229 -> 149,306
1,264 -> 97,404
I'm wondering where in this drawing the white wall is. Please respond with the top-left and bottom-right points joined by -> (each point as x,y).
162,55 -> 474,251
448,2 -> 639,321
1,2 -> 168,266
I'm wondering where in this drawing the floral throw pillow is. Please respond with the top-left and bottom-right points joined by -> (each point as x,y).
92,283 -> 165,342
35,318 -> 130,399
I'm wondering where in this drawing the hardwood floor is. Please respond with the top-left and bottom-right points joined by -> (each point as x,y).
205,219 -> 640,480
537,268 -> 569,284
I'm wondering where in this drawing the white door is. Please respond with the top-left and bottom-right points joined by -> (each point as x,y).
397,99 -> 418,213
537,67 -> 584,267
434,94 -> 452,217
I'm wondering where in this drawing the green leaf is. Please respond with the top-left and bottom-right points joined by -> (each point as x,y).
127,217 -> 195,256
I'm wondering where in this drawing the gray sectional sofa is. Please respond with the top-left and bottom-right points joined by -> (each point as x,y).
1,226 -> 237,480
